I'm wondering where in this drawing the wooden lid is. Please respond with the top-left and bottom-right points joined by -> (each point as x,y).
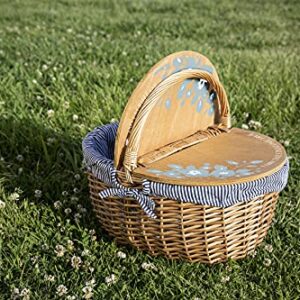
115,51 -> 230,172
133,128 -> 287,186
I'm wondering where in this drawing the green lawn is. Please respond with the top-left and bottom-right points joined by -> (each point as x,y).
0,0 -> 299,299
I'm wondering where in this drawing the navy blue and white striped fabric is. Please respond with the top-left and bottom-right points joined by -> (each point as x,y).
82,122 -> 156,218
82,123 -> 289,218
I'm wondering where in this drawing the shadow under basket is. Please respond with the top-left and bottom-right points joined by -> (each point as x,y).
88,173 -> 278,264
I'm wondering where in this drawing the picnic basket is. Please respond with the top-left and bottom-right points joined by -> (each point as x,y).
83,51 -> 289,264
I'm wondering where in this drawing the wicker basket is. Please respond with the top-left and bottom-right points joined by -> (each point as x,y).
88,174 -> 278,263
84,51 -> 288,264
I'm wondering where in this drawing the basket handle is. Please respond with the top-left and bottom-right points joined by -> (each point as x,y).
123,69 -> 230,182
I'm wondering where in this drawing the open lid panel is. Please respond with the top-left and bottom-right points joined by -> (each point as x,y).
133,128 -> 287,186
115,51 -> 230,181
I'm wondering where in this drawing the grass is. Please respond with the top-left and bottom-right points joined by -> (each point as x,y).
0,0 -> 299,299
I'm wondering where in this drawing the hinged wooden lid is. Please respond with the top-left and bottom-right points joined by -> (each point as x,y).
133,128 -> 287,186
115,51 -> 230,181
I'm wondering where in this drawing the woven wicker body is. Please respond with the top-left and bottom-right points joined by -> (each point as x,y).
88,173 -> 278,264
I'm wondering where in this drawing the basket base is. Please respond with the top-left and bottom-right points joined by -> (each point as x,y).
88,174 -> 278,264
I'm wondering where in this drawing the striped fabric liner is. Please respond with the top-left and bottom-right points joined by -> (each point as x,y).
82,123 -> 289,218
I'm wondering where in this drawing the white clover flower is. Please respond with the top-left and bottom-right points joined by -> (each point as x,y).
9,192 -> 20,201
32,79 -> 38,84
141,262 -> 157,271
105,274 -> 117,285
34,190 -> 42,198
54,201 -> 62,209
85,278 -> 95,287
82,249 -> 90,257
242,112 -> 249,119
62,190 -> 68,196
122,51 -> 127,56
71,196 -> 79,202
47,109 -> 55,118
20,288 -> 30,300
283,140 -> 290,147
89,229 -> 96,236
55,245 -> 66,257
117,251 -> 126,259
66,296 -> 76,300
67,28 -> 73,33
264,244 -> 273,253
74,213 -> 82,220
225,265 -> 232,272
30,255 -> 39,264
220,275 -> 230,283
56,285 -> 68,296
42,64 -> 48,71
89,229 -> 97,241
248,120 -> 262,130
78,60 -> 86,66
82,286 -> 93,299
74,174 -> 81,180
64,208 -> 72,215
42,243 -> 49,250
11,288 -> 20,299
71,255 -> 82,269
16,154 -> 24,162
44,274 -> 55,282
47,137 -> 56,145
72,114 -> 79,122
0,200 -> 6,209
241,124 -> 249,130
263,258 -> 272,267
63,101 -> 70,109
67,240 -> 74,251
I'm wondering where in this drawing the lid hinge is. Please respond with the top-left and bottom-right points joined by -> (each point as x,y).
138,124 -> 229,166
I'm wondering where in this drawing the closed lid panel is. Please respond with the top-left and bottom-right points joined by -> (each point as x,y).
133,128 -> 287,186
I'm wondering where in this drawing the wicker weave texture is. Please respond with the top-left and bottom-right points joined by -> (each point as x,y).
88,174 -> 278,264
